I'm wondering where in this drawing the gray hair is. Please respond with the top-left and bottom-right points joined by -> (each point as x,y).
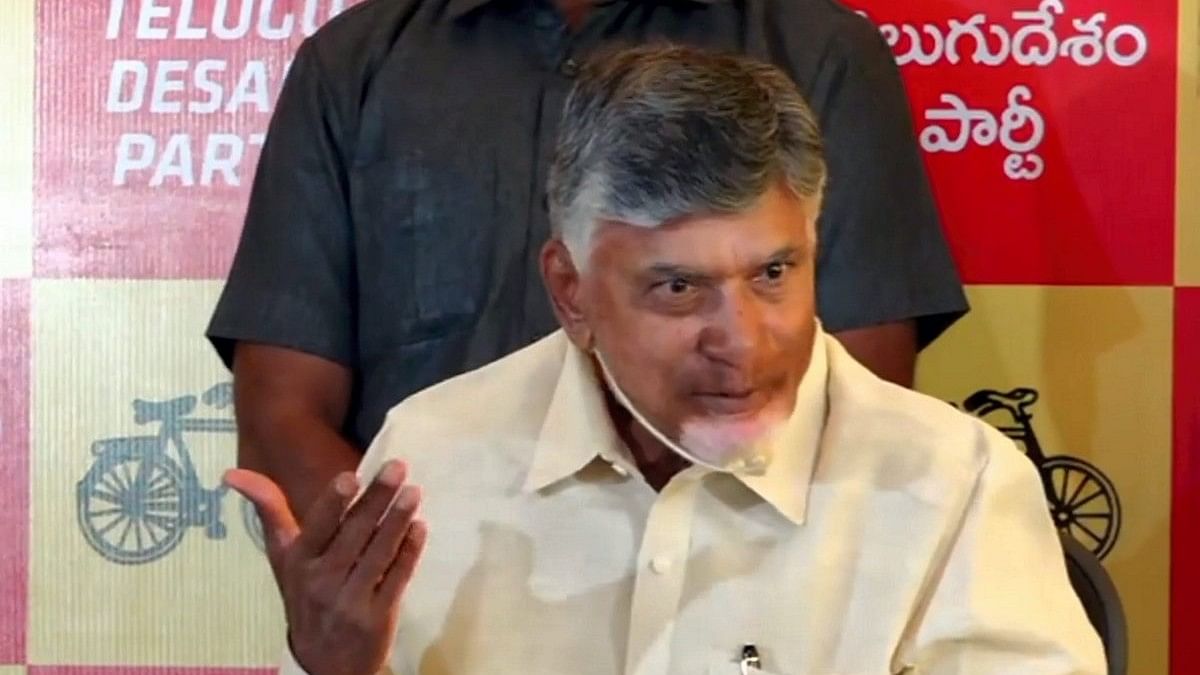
547,44 -> 827,266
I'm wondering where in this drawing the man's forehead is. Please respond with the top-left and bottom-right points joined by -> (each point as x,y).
592,211 -> 813,269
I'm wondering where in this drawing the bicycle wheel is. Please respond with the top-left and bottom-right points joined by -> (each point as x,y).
77,451 -> 187,564
241,495 -> 266,552
1040,455 -> 1122,559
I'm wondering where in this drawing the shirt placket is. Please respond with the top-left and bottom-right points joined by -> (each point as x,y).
624,466 -> 707,675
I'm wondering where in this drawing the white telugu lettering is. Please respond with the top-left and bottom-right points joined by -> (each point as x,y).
856,0 -> 1149,68
919,85 -> 1046,181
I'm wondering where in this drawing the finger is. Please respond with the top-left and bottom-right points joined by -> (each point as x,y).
223,468 -> 298,554
322,460 -> 408,572
343,484 -> 422,596
293,470 -> 359,557
376,518 -> 429,606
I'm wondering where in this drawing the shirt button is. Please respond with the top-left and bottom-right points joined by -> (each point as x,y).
560,57 -> 579,78
745,454 -> 768,472
611,463 -> 630,478
650,555 -> 672,574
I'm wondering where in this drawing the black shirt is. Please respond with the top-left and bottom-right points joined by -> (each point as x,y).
207,0 -> 968,449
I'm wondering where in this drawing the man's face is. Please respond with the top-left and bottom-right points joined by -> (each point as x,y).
550,183 -> 818,451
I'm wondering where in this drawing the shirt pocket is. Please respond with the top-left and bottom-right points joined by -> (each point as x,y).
350,154 -> 497,344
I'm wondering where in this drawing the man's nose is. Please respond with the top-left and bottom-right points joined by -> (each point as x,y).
698,288 -> 763,366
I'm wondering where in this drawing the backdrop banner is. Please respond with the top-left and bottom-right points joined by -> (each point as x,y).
0,0 -> 1194,673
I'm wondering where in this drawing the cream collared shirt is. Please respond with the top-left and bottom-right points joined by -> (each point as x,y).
282,329 -> 1105,675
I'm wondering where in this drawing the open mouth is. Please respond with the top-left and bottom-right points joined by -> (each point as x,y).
693,390 -> 764,415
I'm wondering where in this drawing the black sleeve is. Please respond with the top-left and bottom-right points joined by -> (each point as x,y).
807,16 -> 969,348
206,39 -> 357,370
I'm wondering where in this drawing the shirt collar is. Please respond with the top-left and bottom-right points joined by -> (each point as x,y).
521,334 -> 632,493
449,0 -> 719,21
521,328 -> 831,526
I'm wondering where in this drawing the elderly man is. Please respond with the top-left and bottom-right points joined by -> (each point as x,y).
227,46 -> 1104,675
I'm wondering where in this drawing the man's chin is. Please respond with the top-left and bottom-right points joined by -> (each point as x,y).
676,407 -> 789,464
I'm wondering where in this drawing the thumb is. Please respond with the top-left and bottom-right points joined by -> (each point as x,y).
223,468 -> 300,554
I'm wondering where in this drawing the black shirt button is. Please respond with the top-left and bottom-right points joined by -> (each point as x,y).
560,57 -> 579,78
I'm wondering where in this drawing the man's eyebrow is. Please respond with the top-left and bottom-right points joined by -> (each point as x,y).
642,245 -> 810,278
644,263 -> 714,282
754,245 -> 810,267
765,246 -> 801,262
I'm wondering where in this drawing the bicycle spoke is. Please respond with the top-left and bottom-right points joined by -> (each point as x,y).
86,507 -> 124,519
97,506 -> 129,533
143,512 -> 178,529
117,516 -> 135,549
145,469 -> 173,494
88,489 -> 123,507
1069,489 -> 1105,511
146,520 -> 167,545
103,470 -> 127,497
1074,512 -> 1113,520
134,517 -> 145,551
119,461 -> 135,495
1072,520 -> 1105,545
1055,468 -> 1071,506
143,515 -> 172,539
145,483 -> 178,499
1064,473 -> 1093,509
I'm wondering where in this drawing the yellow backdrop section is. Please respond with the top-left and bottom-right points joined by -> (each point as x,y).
28,280 -> 284,665
1180,0 -> 1200,284
916,285 -> 1173,675
0,0 -> 33,280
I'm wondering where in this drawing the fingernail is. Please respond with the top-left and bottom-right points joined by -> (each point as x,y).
380,460 -> 405,487
334,473 -> 357,497
396,485 -> 420,509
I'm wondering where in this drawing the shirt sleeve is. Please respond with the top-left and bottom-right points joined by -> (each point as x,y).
808,17 -> 968,347
206,38 -> 357,370
900,432 -> 1107,674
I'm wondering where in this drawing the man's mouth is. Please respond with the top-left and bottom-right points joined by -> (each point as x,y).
693,389 -> 764,415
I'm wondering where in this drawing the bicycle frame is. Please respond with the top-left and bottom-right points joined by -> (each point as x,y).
149,415 -> 237,526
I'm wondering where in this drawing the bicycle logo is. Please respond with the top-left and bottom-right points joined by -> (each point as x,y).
76,382 -> 266,565
958,387 -> 1121,559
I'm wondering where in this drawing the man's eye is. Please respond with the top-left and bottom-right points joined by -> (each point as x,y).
762,261 -> 790,282
667,278 -> 693,294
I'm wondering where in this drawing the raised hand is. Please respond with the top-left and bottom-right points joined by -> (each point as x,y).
225,460 -> 428,675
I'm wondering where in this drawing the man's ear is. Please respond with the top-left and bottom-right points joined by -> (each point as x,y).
540,239 -> 593,351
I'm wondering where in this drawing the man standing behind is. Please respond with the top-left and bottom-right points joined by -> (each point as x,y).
208,0 -> 968,519
228,45 -> 1100,675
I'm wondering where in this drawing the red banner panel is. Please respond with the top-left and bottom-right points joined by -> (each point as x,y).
848,0 -> 1176,285
35,0 -> 361,279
